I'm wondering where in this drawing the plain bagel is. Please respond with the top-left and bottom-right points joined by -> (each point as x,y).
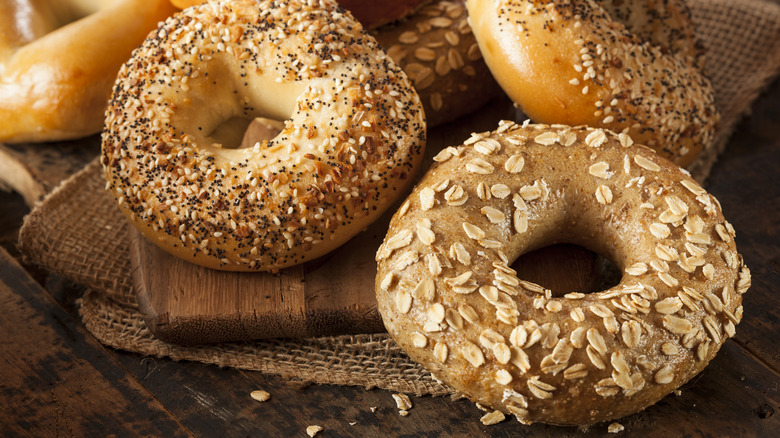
0,0 -> 176,143
465,0 -> 719,167
375,121 -> 749,425
102,0 -> 426,271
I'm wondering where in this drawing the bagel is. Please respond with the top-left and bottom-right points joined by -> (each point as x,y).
0,0 -> 176,143
372,0 -> 502,127
594,0 -> 703,68
102,0 -> 426,272
173,0 -> 502,127
375,121 -> 749,425
465,0 -> 719,167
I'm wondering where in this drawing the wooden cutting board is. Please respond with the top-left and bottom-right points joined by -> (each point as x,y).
132,227 -> 603,345
131,98 -> 605,345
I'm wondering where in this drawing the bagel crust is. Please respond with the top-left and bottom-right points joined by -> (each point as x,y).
102,0 -> 425,271
466,0 -> 719,167
371,0 -> 502,127
0,0 -> 176,143
375,121 -> 749,425
337,0 -> 431,30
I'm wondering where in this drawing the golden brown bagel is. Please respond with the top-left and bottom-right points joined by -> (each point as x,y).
465,0 -> 718,167
376,121 -> 749,425
0,0 -> 176,143
102,0 -> 426,272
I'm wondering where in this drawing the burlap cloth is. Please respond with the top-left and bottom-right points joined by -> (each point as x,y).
17,0 -> 780,397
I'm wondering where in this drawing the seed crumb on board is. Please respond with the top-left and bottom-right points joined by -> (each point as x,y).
393,393 -> 413,411
608,422 -> 625,433
306,425 -> 323,437
480,410 -> 506,425
250,390 -> 271,402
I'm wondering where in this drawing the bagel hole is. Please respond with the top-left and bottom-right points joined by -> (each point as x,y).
511,244 -> 621,297
209,116 -> 285,149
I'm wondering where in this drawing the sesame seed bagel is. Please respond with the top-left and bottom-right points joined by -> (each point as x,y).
0,0 -> 176,143
594,0 -> 704,69
372,0 -> 502,127
102,0 -> 426,272
375,121 -> 750,425
465,0 -> 719,167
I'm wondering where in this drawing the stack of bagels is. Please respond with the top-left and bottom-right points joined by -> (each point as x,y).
6,0 -> 749,427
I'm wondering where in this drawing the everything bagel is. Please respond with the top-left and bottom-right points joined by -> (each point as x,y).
375,121 -> 749,425
102,0 -> 426,271
466,0 -> 719,167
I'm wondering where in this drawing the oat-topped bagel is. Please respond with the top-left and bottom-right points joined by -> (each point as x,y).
466,0 -> 719,167
375,121 -> 749,425
102,0 -> 425,271
371,0 -> 502,127
337,0 -> 431,30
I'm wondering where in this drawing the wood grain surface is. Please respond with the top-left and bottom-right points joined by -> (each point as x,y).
0,246 -> 187,437
132,218 -> 603,345
0,140 -> 98,207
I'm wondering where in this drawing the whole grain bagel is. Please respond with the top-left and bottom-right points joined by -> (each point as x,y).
465,0 -> 718,167
371,0 -> 502,127
0,0 -> 176,143
102,0 -> 426,272
337,0 -> 431,30
375,121 -> 749,425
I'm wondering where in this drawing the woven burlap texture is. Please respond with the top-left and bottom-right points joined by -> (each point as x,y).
18,0 -> 780,396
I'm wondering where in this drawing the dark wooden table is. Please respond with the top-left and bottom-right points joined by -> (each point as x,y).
2,77 -> 779,436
